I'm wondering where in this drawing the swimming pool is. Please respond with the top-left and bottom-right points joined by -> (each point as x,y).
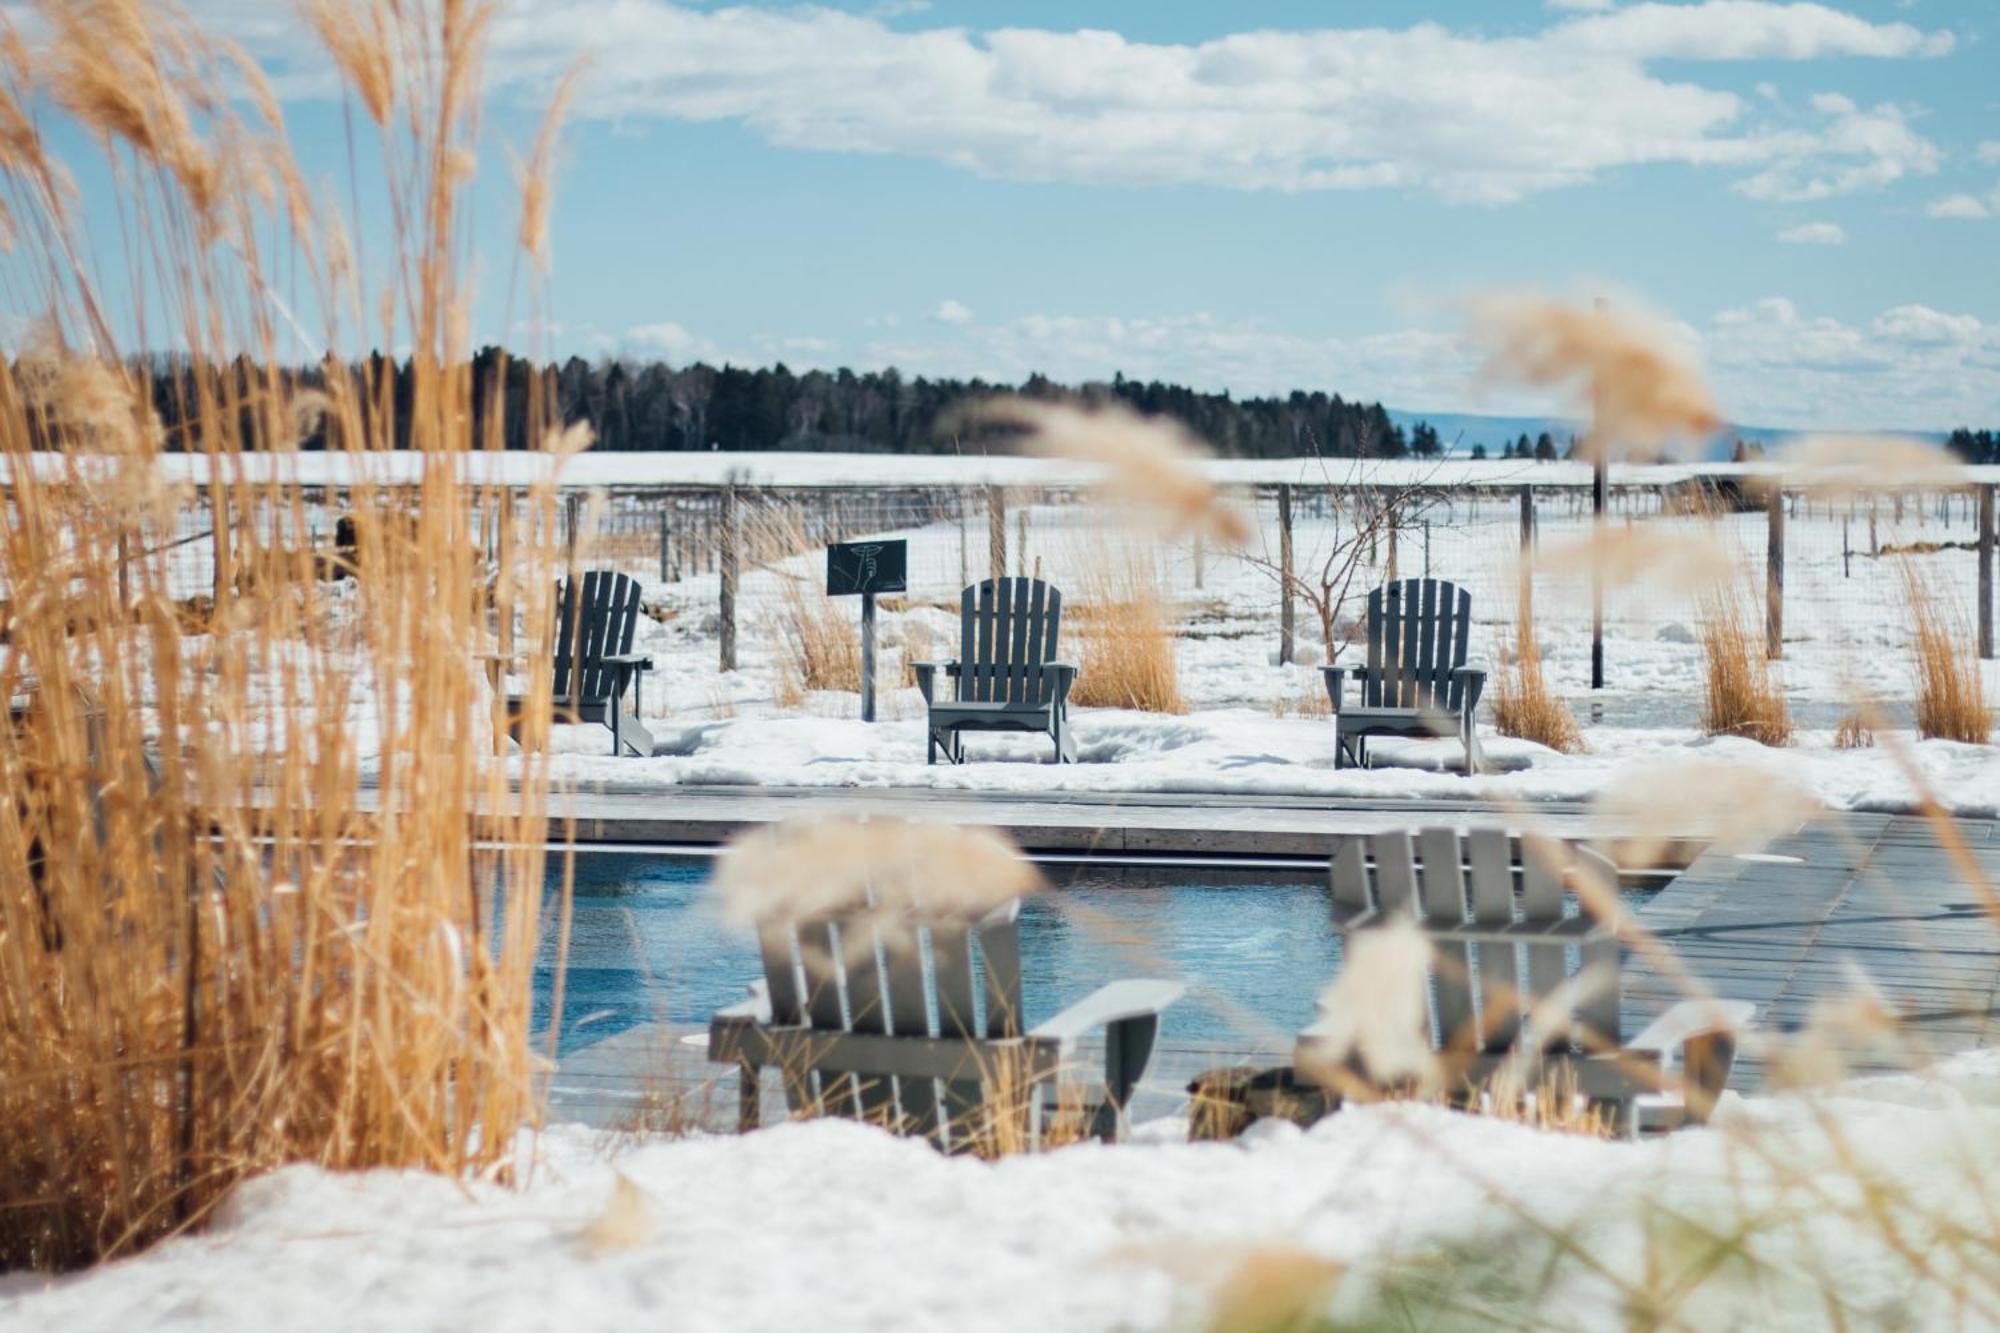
532,853 -> 1659,1052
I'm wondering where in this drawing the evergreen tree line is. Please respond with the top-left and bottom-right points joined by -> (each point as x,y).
103,350 -> 1435,459
1947,428 -> 2000,465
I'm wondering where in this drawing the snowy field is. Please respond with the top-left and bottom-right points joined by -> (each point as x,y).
9,1051 -> 2000,1332
527,471 -> 2000,817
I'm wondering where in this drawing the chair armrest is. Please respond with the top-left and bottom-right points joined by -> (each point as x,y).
706,980 -> 773,1066
1451,665 -> 1487,712
1042,662 -> 1080,705
1029,978 -> 1184,1045
603,652 -> 654,669
1321,665 -> 1347,710
912,660 -> 962,704
1628,999 -> 1754,1060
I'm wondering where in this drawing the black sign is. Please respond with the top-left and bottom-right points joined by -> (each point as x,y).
826,539 -> 908,597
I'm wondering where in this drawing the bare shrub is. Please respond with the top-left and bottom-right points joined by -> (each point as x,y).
1906,564 -> 1991,743
1834,711 -> 1875,750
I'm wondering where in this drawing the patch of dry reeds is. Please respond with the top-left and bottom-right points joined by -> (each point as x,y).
0,0 -> 562,1270
1068,534 -> 1185,714
1697,576 -> 1792,746
1905,564 -> 1991,743
772,574 -> 860,706
1490,600 -> 1583,754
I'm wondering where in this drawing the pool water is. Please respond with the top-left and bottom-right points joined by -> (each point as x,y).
532,853 -> 1657,1053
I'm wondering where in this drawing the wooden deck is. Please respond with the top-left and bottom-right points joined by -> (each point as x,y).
547,806 -> 2000,1131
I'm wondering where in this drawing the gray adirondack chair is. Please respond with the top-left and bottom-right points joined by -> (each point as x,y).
486,570 -> 655,756
1298,827 -> 1752,1135
1323,578 -> 1486,774
709,896 -> 1183,1149
914,577 -> 1078,764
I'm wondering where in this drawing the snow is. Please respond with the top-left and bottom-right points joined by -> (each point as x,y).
10,449 -> 1995,492
529,486 -> 2000,818
9,1051 -> 2000,1331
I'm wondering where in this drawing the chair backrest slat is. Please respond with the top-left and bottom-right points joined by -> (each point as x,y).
977,906 -> 1025,1038
755,920 -> 804,1026
1417,827 -> 1474,1050
1330,838 -> 1371,914
1518,835 -> 1571,1041
1414,579 -> 1439,710
1369,830 -> 1417,916
1464,828 -> 1521,1051
1572,845 -> 1624,1047
883,929 -> 941,1139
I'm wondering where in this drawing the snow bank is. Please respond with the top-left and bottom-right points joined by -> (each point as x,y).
541,710 -> 2000,819
10,1052 -> 2000,1331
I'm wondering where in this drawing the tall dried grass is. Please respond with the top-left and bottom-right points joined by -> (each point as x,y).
773,574 -> 860,706
1067,534 -> 1185,714
0,0 -> 566,1269
1697,576 -> 1792,746
1905,564 -> 1991,743
1490,598 -> 1583,754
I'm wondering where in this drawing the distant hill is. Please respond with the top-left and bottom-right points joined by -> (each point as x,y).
1385,409 -> 1945,460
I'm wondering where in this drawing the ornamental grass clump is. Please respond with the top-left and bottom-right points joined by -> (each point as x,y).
1905,563 -> 1991,744
0,0 -> 574,1269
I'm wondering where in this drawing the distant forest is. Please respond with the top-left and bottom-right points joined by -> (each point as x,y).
97,350 -> 1996,462
127,350 -> 1442,459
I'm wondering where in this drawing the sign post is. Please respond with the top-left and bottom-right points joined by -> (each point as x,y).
826,538 -> 908,722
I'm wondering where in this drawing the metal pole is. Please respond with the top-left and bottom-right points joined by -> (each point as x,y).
1591,295 -> 1607,694
658,510 -> 670,583
860,591 -> 877,722
1278,483 -> 1295,665
958,491 -> 970,589
1017,506 -> 1029,577
1766,483 -> 1784,660
1519,484 -> 1535,626
1981,483 -> 1994,660
1193,529 -> 1205,590
719,481 -> 738,672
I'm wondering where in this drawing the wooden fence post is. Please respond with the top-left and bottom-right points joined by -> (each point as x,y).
1016,506 -> 1029,578
1518,485 -> 1535,624
1193,529 -> 1205,590
1980,483 -> 1994,660
1278,483 -> 1295,665
1766,483 -> 1784,660
658,509 -> 671,583
958,490 -> 970,590
988,485 -> 1007,584
719,480 -> 738,672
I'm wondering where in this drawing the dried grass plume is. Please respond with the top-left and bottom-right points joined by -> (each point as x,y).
1472,294 -> 1720,460
713,816 -> 1043,927
976,398 -> 1251,547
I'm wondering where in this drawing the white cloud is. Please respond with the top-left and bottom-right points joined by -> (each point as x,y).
626,320 -> 721,363
184,1 -> 1952,207
1776,220 -> 1846,243
1978,141 -> 2000,165
1732,98 -> 1938,202
1546,0 -> 1615,11
1870,303 -> 1981,343
1927,192 -> 1994,220
1551,2 -> 1951,59
1703,298 -> 1998,427
745,296 -> 1999,432
932,299 -> 975,327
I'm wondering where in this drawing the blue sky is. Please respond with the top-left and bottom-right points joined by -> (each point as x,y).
22,0 -> 2000,429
